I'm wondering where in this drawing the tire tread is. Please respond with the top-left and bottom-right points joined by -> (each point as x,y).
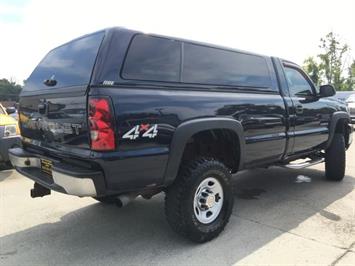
325,133 -> 346,181
165,157 -> 233,243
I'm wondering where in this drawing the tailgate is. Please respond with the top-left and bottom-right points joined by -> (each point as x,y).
19,90 -> 89,150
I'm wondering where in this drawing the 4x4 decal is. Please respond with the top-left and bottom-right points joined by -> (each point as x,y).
122,124 -> 158,140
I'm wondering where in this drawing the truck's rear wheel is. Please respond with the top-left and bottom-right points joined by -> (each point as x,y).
165,158 -> 234,243
325,133 -> 346,181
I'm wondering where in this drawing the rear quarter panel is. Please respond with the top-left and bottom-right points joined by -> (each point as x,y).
90,86 -> 287,190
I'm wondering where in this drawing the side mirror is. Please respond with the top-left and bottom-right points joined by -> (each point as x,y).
6,107 -> 16,114
319,84 -> 336,98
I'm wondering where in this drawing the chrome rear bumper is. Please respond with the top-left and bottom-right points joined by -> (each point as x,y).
9,148 -> 102,197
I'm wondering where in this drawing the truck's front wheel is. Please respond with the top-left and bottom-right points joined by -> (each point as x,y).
325,133 -> 346,181
165,158 -> 234,243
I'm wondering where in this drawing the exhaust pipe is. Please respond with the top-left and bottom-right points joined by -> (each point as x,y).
116,193 -> 138,207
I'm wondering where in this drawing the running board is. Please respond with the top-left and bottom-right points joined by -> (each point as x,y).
282,157 -> 324,169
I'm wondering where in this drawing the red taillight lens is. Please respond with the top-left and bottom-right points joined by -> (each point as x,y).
88,97 -> 115,151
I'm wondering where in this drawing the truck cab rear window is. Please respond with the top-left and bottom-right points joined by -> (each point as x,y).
122,35 -> 181,82
183,44 -> 271,88
25,32 -> 104,91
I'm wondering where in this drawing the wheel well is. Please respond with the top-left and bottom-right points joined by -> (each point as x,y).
335,119 -> 350,147
181,129 -> 240,173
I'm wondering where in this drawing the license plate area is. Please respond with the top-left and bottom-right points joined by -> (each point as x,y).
41,159 -> 53,176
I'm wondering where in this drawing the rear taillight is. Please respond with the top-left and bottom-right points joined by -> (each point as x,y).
88,97 -> 115,151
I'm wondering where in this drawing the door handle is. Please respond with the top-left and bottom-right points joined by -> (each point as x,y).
295,104 -> 303,114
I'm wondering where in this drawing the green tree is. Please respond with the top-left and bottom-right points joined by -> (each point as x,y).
303,32 -> 353,91
318,32 -> 350,91
0,78 -> 22,101
346,60 -> 355,91
303,57 -> 321,85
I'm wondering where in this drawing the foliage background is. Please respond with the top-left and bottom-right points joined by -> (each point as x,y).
303,32 -> 354,91
0,78 -> 22,101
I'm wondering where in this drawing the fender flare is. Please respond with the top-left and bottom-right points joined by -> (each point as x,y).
163,117 -> 245,185
325,111 -> 351,149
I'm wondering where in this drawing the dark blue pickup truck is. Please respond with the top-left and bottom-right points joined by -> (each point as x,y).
9,27 -> 353,242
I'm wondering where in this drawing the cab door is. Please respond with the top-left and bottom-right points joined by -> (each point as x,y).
283,63 -> 330,154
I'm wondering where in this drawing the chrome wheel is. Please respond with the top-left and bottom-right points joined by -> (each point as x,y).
193,177 -> 224,224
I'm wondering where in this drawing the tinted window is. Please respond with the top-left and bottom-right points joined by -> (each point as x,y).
183,43 -> 271,88
122,35 -> 181,82
284,67 -> 314,97
25,32 -> 104,91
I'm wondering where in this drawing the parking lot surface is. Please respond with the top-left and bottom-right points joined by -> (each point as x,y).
1,145 -> 354,265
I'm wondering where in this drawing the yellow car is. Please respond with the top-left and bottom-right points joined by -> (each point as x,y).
0,103 -> 21,164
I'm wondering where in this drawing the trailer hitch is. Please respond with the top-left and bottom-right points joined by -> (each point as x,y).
30,182 -> 51,198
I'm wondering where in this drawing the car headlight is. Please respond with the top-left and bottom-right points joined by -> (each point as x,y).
4,125 -> 18,137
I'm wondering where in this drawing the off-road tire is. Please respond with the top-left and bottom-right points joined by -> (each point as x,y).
325,133 -> 346,181
165,158 -> 234,243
